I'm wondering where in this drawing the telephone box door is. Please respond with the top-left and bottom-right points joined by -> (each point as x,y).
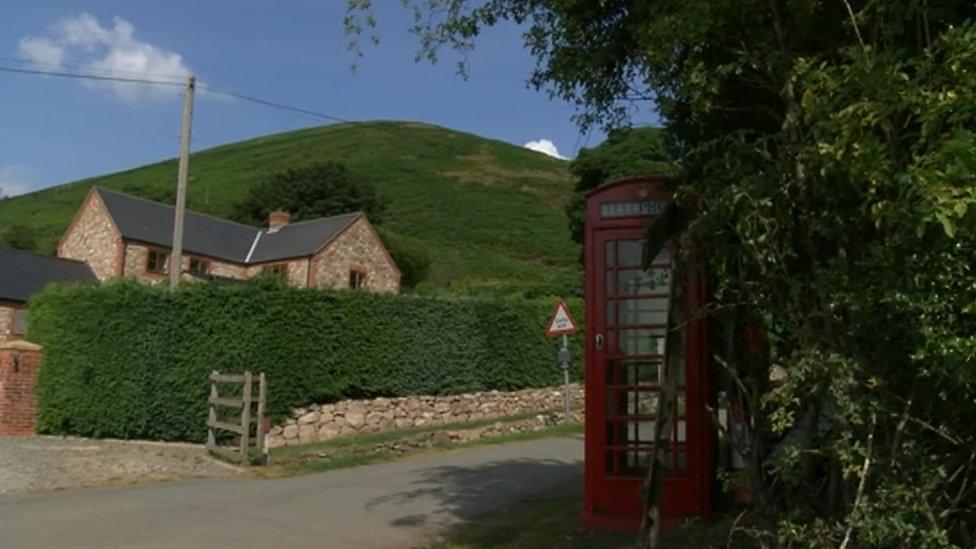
583,178 -> 711,530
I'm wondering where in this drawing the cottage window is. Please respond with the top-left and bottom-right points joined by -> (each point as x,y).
189,257 -> 211,275
349,269 -> 367,290
263,264 -> 287,277
10,309 -> 28,336
146,250 -> 169,274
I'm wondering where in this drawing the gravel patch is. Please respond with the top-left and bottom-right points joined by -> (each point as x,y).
0,436 -> 240,495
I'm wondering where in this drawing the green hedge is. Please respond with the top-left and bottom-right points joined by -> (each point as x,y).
29,280 -> 583,442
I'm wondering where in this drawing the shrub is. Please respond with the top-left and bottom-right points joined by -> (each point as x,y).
30,280 -> 582,442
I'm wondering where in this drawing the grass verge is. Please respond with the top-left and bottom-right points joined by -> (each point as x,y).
259,412 -> 583,477
428,490 -> 636,549
427,489 -> 739,549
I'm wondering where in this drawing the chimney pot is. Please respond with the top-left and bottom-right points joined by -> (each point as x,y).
269,210 -> 290,230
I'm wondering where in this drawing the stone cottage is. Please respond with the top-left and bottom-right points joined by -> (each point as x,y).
0,246 -> 97,344
57,187 -> 401,293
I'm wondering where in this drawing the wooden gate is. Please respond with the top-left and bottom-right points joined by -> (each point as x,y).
206,370 -> 267,465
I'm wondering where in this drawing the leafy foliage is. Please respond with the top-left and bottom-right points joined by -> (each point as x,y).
377,228 -> 431,289
566,127 -> 672,246
29,280 -> 582,442
232,161 -> 386,226
348,1 -> 976,545
0,223 -> 42,251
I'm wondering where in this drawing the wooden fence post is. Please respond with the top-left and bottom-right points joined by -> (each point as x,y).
256,372 -> 267,463
207,370 -> 218,452
240,371 -> 253,466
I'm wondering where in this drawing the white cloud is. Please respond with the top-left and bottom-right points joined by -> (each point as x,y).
0,166 -> 39,198
18,13 -> 190,103
523,139 -> 568,160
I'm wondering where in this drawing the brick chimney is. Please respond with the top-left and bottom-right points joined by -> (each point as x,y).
268,210 -> 290,230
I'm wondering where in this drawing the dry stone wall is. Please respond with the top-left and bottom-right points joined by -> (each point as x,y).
267,384 -> 584,447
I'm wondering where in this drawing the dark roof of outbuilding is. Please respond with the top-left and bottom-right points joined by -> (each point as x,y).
0,246 -> 97,303
94,187 -> 362,265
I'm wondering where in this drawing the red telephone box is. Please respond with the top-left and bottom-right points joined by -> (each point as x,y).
582,177 -> 712,531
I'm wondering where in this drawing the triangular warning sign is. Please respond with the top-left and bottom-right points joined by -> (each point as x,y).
546,299 -> 579,336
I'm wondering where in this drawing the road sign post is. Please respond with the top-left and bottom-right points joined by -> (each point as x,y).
547,300 -> 578,423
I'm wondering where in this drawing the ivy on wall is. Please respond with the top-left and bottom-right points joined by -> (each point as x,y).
29,280 -> 583,442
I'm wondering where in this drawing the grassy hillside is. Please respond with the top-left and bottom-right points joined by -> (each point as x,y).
0,121 -> 579,296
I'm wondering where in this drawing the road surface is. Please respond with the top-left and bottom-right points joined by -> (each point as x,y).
0,436 -> 582,548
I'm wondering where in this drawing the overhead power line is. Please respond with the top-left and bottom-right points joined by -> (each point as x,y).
0,64 -> 353,124
197,84 -> 351,123
0,55 -> 191,80
0,64 -> 185,86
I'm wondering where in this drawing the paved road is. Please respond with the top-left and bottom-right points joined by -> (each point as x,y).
0,436 -> 582,548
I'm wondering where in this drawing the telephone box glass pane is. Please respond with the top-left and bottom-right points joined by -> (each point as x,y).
617,268 -> 671,295
605,359 -> 662,386
618,240 -> 642,266
618,239 -> 671,266
619,329 -> 666,356
618,298 -> 669,325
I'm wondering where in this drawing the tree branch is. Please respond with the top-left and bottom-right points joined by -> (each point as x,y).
839,420 -> 875,549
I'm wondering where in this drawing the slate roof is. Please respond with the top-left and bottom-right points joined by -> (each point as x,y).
247,213 -> 361,263
0,246 -> 97,303
94,187 -> 363,264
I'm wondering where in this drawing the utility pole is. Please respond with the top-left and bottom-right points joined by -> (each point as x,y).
170,74 -> 195,290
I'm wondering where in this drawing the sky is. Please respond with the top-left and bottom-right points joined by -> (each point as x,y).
0,2 -> 655,197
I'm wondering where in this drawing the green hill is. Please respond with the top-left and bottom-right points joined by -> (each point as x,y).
0,121 -> 579,296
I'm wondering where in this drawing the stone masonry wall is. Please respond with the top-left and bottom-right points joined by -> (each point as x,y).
0,341 -> 42,435
246,259 -> 310,287
0,305 -> 17,345
266,384 -> 583,448
58,191 -> 122,280
312,216 -> 400,294
122,243 -> 248,283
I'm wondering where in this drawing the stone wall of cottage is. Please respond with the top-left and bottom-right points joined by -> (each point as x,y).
267,384 -> 584,447
0,305 -> 17,345
58,192 -> 122,279
208,257 -> 249,280
122,243 -> 248,283
312,217 -> 400,294
246,259 -> 310,287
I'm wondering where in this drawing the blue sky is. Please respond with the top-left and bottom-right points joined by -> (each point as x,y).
0,2 -> 653,197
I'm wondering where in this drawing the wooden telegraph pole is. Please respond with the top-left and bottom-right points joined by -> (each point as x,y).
170,74 -> 196,290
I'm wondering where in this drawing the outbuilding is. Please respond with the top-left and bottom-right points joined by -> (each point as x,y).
0,246 -> 97,344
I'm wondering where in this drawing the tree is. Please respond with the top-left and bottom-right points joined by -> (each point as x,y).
0,223 -> 40,251
232,162 -> 386,226
347,1 -> 976,546
566,126 -> 672,246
